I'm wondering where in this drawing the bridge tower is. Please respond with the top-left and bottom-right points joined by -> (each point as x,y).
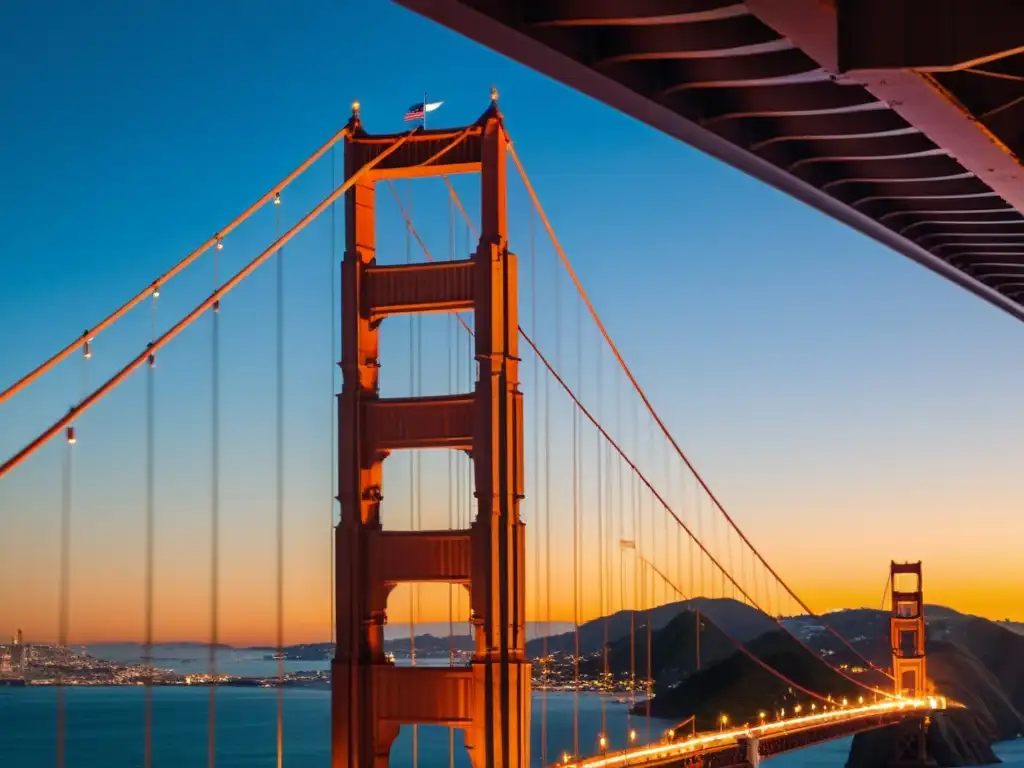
332,95 -> 531,768
890,561 -> 926,698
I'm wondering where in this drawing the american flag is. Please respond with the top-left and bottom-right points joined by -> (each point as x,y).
403,102 -> 425,122
404,100 -> 443,122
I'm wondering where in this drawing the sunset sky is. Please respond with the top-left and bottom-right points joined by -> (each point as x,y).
2,0 -> 1023,647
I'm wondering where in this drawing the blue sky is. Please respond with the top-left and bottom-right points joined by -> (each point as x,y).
2,0 -> 1023,644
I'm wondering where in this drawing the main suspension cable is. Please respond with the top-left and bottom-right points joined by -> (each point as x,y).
506,141 -> 894,683
0,129 -> 418,480
520,330 -> 894,700
879,570 -> 892,611
416,178 -> 894,706
438,173 -> 893,698
0,126 -> 354,407
632,546 -> 833,705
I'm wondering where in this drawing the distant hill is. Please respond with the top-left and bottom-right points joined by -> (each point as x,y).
997,620 -> 1024,637
578,608 -> 748,687
646,622 -> 867,731
619,602 -> 1024,765
846,615 -> 1024,767
526,597 -> 776,659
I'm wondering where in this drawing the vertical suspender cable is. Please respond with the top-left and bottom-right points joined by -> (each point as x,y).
530,200 -> 542,759
539,202 -> 553,765
275,191 -> 285,768
447,184 -> 456,768
330,147 -> 338,652
572,282 -> 582,759
646,558 -> 653,740
406,180 -> 419,768
145,290 -> 157,768
597,346 -> 607,743
56,407 -> 75,768
455,211 -> 464,638
209,243 -> 221,768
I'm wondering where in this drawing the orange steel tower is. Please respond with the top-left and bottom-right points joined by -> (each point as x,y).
333,93 -> 530,768
890,561 -> 927,698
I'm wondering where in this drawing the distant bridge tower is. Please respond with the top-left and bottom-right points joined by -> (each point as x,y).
890,561 -> 926,698
332,95 -> 530,768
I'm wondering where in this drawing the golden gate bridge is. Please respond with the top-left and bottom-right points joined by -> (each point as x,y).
1,91 -> 951,767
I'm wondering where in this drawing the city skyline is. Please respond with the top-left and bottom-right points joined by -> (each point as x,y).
3,1 -> 1024,648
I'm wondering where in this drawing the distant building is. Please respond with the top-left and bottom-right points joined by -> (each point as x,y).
10,630 -> 25,669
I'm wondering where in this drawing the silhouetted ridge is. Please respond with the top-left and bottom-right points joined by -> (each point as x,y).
647,624 -> 867,731
525,597 -> 775,659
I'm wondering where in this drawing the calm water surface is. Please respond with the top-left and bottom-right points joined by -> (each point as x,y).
2,686 -> 1022,768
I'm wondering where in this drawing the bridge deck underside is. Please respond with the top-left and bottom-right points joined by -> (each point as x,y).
397,0 -> 1024,320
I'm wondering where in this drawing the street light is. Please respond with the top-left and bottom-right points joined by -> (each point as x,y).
720,714 -> 729,731
629,728 -> 637,743
599,734 -> 607,752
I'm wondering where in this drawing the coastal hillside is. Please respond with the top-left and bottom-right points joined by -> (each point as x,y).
527,597 -> 776,658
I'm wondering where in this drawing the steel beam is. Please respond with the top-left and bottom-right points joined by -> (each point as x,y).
394,0 -> 1024,323
836,0 -> 1024,72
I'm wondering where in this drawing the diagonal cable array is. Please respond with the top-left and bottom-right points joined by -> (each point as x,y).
444,131 -> 896,697
390,171 -> 896,705
0,128 -> 419,479
0,125 -> 355,408
505,137 -> 896,686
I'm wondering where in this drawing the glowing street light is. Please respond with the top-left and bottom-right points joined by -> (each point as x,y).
794,705 -> 802,714
629,728 -> 637,743
719,714 -> 729,731
599,734 -> 607,752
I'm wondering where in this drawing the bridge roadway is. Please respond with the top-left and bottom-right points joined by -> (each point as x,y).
558,697 -> 948,768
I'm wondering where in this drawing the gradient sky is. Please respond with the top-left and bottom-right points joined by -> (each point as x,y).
2,0 -> 1023,647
